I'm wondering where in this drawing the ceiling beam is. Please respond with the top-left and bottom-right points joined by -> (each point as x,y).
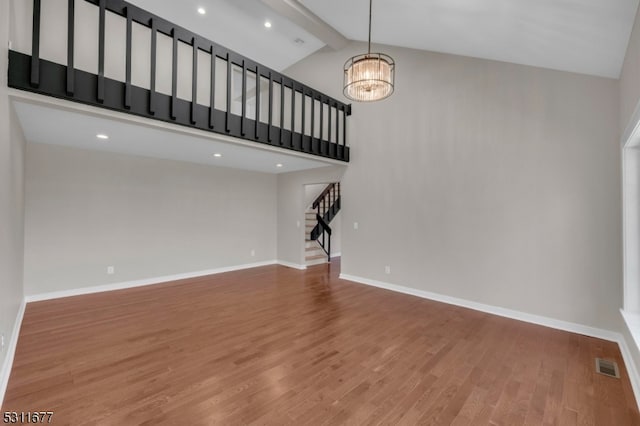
260,0 -> 348,50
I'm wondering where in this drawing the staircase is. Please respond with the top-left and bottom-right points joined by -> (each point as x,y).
304,182 -> 341,266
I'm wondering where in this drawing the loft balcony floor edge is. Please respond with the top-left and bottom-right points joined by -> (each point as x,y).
8,51 -> 350,163
8,89 -> 350,172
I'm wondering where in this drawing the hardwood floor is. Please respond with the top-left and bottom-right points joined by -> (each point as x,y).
3,260 -> 639,425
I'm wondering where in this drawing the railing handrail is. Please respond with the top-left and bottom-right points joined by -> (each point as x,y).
316,214 -> 332,236
312,182 -> 339,210
316,213 -> 331,261
82,0 -> 350,111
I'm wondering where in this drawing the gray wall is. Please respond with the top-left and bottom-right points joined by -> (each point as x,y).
621,4 -> 640,135
0,0 -> 26,400
286,42 -> 622,331
620,5 -> 640,386
277,167 -> 345,266
24,144 -> 277,296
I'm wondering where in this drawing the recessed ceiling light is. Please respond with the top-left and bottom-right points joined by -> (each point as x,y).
213,153 -> 222,158
197,7 -> 206,15
96,134 -> 109,140
264,21 -> 272,28
276,163 -> 283,168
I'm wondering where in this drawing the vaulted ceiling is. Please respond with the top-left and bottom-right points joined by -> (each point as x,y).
128,0 -> 638,78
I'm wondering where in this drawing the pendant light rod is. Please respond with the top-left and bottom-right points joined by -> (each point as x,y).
343,0 -> 395,102
368,0 -> 372,55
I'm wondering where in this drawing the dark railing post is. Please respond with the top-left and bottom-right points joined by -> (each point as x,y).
97,0 -> 106,102
241,60 -> 246,136
255,66 -> 260,139
320,100 -> 324,154
30,0 -> 42,87
342,107 -> 347,158
328,102 -> 332,144
225,54 -> 231,132
311,96 -> 316,153
268,72 -> 273,142
336,104 -> 340,148
170,28 -> 178,119
290,85 -> 295,147
301,90 -> 306,144
149,18 -> 157,115
191,39 -> 198,124
124,6 -> 133,109
279,79 -> 284,145
209,46 -> 216,129
66,0 -> 74,95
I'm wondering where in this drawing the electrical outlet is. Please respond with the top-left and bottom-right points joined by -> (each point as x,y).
107,266 -> 115,275
385,266 -> 391,274
354,222 -> 359,230
251,249 -> 256,257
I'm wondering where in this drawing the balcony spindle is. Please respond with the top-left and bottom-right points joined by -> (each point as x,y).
97,0 -> 106,102
255,67 -> 260,139
280,78 -> 284,145
268,72 -> 273,142
170,29 -> 178,119
149,19 -> 157,115
241,60 -> 246,136
66,0 -> 74,95
191,39 -> 198,124
209,46 -> 216,129
125,7 -> 133,109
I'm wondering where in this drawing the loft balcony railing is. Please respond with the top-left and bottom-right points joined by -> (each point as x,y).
7,0 -> 351,162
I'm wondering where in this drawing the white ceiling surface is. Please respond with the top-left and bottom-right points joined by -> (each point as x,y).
126,0 -> 325,71
301,0 -> 639,78
12,101 -> 331,174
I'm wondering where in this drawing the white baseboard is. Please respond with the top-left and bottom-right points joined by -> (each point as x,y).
25,260 -> 279,302
617,331 -> 640,411
277,260 -> 307,270
339,273 -> 619,341
0,299 -> 26,407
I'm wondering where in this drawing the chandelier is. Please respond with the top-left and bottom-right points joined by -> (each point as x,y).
343,0 -> 395,102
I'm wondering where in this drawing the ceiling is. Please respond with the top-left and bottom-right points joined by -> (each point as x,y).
12,100 -> 333,174
127,0 -> 325,71
300,0 -> 639,78
128,0 -> 640,78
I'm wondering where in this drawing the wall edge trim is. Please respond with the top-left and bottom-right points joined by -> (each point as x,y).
0,299 -> 27,407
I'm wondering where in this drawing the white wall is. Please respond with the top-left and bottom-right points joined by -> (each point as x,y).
304,183 -> 326,209
621,4 -> 640,136
286,42 -> 621,331
0,0 -> 26,403
277,167 -> 345,266
620,4 -> 640,386
24,143 -> 277,296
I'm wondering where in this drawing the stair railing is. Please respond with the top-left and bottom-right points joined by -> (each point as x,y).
309,182 -> 341,261
316,214 -> 332,262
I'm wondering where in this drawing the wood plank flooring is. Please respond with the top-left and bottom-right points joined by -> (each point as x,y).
2,260 -> 639,425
